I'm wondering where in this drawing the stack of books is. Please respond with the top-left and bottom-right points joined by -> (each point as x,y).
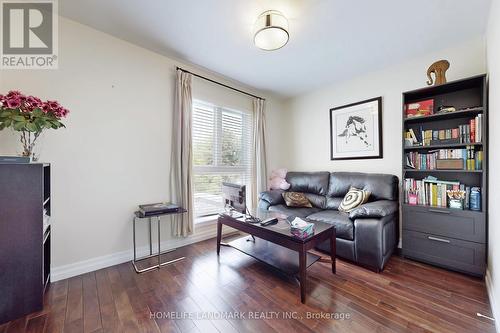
138,202 -> 180,216
406,151 -> 438,170
404,177 -> 481,211
405,147 -> 483,170
0,156 -> 31,163
459,115 -> 483,144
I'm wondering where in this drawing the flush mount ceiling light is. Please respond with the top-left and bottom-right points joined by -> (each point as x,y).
253,10 -> 289,51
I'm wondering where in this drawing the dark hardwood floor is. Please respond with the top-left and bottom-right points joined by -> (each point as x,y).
0,236 -> 495,333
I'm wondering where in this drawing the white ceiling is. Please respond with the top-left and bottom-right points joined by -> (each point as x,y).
60,0 -> 492,98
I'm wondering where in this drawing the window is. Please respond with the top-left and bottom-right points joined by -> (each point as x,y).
192,100 -> 253,219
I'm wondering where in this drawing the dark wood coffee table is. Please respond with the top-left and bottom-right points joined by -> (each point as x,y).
217,210 -> 336,303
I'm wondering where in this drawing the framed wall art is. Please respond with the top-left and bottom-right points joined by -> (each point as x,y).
330,97 -> 383,160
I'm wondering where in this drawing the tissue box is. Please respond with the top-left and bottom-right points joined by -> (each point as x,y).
288,217 -> 315,239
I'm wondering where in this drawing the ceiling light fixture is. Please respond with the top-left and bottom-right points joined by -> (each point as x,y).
253,10 -> 289,51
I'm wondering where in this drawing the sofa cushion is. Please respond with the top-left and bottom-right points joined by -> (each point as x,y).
306,210 -> 354,240
325,197 -> 343,210
328,172 -> 398,201
286,171 -> 330,195
268,204 -> 322,218
282,192 -> 312,208
303,193 -> 327,209
338,187 -> 371,212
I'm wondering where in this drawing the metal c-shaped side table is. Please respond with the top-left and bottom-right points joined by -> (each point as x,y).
132,208 -> 187,273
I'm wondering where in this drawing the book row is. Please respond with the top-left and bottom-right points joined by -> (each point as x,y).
404,177 -> 481,211
405,147 -> 483,171
405,115 -> 483,147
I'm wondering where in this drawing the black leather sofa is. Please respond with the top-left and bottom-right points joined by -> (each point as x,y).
258,171 -> 399,271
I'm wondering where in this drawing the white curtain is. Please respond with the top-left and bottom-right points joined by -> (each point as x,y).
170,69 -> 194,237
251,98 -> 268,209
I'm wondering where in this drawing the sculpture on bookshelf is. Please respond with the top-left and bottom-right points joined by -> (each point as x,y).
426,59 -> 450,86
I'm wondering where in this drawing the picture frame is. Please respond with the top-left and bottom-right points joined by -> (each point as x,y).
330,97 -> 383,160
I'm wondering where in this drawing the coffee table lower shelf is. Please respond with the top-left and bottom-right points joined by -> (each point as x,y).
225,236 -> 321,276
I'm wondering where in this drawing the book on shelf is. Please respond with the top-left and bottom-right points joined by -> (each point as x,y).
405,146 -> 482,170
470,118 -> 475,143
43,209 -> 50,234
408,128 -> 418,143
404,177 -> 480,211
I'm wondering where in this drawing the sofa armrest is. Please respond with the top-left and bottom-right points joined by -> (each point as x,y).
354,214 -> 398,271
349,200 -> 398,219
258,190 -> 285,210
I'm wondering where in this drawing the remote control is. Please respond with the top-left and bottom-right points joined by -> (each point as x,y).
260,218 -> 279,226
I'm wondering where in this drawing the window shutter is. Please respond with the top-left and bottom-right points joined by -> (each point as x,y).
192,101 -> 253,218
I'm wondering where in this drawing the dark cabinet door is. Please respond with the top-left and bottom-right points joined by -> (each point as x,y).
0,164 -> 44,323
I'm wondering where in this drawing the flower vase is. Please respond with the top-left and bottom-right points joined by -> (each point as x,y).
19,130 -> 44,162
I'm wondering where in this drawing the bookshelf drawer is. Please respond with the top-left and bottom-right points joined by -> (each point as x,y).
403,230 -> 485,276
402,205 -> 485,243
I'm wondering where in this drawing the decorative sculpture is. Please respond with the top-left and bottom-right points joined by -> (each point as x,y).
426,60 -> 450,86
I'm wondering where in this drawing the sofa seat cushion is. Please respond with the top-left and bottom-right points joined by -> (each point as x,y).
268,204 -> 322,218
306,210 -> 354,240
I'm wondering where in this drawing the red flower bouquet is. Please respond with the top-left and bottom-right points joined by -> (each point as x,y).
0,91 -> 69,159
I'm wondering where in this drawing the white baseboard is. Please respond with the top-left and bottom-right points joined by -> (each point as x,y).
485,268 -> 499,332
51,223 -> 236,281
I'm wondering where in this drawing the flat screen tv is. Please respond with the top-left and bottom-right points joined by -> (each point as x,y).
222,182 -> 246,214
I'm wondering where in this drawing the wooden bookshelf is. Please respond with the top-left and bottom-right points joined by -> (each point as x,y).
401,74 -> 487,277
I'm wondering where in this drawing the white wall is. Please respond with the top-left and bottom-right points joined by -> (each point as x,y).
486,0 -> 500,327
0,17 -> 285,280
282,38 -> 487,179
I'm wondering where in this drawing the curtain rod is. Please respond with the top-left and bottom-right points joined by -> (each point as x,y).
176,66 -> 265,101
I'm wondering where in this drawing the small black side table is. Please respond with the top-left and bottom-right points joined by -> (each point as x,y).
132,208 -> 187,273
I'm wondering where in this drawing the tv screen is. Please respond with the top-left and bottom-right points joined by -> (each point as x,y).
222,182 -> 246,214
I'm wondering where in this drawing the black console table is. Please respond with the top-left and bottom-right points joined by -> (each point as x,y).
0,163 -> 51,324
132,209 -> 187,273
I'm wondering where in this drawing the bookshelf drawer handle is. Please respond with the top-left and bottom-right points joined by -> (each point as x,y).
428,236 -> 450,243
428,209 -> 451,214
